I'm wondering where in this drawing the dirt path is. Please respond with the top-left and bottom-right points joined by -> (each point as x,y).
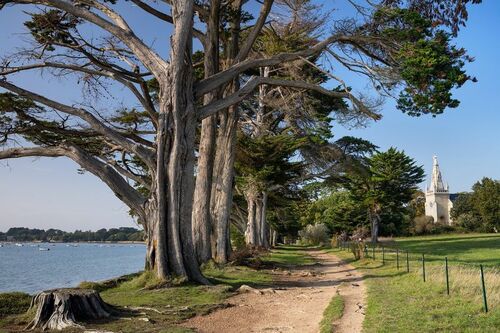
182,249 -> 366,333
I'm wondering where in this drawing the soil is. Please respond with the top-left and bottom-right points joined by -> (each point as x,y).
182,249 -> 366,333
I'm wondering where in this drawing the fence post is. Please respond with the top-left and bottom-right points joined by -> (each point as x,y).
382,247 -> 385,265
396,249 -> 399,270
444,257 -> 450,295
422,254 -> 426,282
406,250 -> 409,273
372,245 -> 375,260
480,264 -> 488,313
445,257 -> 450,295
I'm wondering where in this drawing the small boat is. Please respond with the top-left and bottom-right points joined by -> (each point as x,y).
15,243 -> 23,247
39,247 -> 50,251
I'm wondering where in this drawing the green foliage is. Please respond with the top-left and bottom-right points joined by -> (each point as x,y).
450,192 -> 475,221
364,7 -> 476,116
471,178 -> 500,231
455,213 -> 482,231
0,293 -> 31,317
0,227 -> 143,242
298,190 -> 367,233
411,215 -> 454,235
451,178 -> 500,232
235,132 -> 304,190
298,223 -> 329,245
24,10 -> 80,51
348,148 -> 425,236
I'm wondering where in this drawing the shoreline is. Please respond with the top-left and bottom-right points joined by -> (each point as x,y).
0,240 -> 145,244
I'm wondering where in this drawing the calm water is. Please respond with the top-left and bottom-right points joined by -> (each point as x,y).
0,243 -> 145,294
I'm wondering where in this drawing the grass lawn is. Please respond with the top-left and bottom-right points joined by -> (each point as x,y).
0,246 -> 314,333
384,233 -> 500,266
330,233 -> 500,332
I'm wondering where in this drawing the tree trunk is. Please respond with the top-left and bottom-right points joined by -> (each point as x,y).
192,0 -> 220,264
211,105 -> 238,263
192,117 -> 216,264
209,0 -> 243,264
143,0 -> 207,283
271,229 -> 277,247
370,207 -> 381,243
245,192 -> 257,245
26,289 -> 114,331
260,191 -> 269,248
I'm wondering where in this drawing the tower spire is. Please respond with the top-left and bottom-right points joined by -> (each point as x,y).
430,155 -> 447,192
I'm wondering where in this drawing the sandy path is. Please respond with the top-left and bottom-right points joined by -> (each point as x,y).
182,249 -> 366,333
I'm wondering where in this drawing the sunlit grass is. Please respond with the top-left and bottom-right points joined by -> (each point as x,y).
319,294 -> 344,333
328,234 -> 500,333
382,233 -> 500,266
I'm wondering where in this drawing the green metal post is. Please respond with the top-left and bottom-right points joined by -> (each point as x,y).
422,254 -> 426,282
406,250 -> 409,273
372,246 -> 375,260
396,249 -> 399,270
445,257 -> 450,295
480,264 -> 488,313
382,247 -> 385,265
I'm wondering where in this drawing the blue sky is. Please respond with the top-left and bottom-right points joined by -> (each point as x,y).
0,1 -> 499,231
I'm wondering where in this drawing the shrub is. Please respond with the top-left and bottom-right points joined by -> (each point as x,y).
455,213 -> 482,231
413,215 -> 435,235
350,241 -> 367,260
331,235 -> 339,248
298,223 -> 329,245
229,246 -> 266,269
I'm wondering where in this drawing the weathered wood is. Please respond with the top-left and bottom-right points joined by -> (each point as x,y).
26,289 -> 114,331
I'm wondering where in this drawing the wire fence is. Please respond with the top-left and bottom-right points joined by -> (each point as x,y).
335,240 -> 499,313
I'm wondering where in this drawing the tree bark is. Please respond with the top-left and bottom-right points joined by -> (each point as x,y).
245,192 -> 257,245
370,206 -> 381,243
211,105 -> 238,263
192,0 -> 220,264
244,188 -> 270,247
208,0 -> 243,263
143,0 -> 207,283
26,289 -> 114,331
260,191 -> 269,248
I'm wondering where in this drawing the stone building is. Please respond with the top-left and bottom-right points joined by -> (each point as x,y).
425,156 -> 454,225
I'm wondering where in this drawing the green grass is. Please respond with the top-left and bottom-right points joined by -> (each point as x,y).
384,233 -> 500,266
263,245 -> 316,266
0,292 -> 31,318
319,294 -> 344,333
329,234 -> 500,333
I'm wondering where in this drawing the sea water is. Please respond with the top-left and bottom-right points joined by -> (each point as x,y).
0,242 -> 145,293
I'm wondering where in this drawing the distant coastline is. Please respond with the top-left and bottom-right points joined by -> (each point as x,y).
0,227 -> 144,243
0,240 -> 145,244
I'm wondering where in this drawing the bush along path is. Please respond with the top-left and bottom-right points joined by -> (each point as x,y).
182,247 -> 366,333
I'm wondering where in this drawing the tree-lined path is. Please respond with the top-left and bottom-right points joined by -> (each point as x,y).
183,249 -> 366,333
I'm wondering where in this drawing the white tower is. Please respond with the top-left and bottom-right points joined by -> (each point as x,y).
425,156 -> 453,225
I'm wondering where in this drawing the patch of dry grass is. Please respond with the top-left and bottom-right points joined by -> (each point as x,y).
420,264 -> 500,308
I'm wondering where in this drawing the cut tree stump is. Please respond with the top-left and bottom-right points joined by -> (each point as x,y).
26,288 -> 115,331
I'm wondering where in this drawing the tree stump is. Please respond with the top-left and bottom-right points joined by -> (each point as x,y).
26,289 -> 115,331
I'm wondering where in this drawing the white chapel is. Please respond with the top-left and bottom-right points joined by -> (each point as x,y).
425,156 -> 454,225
